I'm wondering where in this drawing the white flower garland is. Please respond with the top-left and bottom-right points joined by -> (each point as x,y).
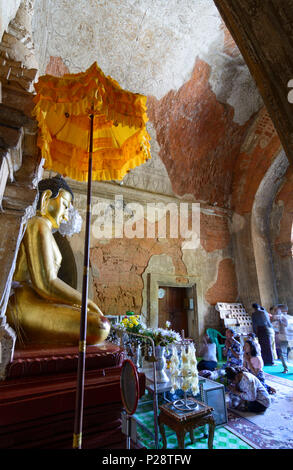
169,342 -> 199,395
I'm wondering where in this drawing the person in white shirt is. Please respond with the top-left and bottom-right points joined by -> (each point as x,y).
197,333 -> 218,371
272,304 -> 292,374
225,366 -> 271,413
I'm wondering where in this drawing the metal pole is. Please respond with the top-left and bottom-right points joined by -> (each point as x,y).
72,113 -> 94,449
126,415 -> 131,450
113,328 -> 160,449
152,345 -> 159,449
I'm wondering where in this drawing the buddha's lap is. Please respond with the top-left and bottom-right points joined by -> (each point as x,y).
6,286 -> 105,339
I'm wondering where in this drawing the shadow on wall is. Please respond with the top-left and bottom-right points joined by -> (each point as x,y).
53,232 -> 77,289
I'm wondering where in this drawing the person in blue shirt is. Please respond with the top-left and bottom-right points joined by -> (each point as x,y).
222,328 -> 243,368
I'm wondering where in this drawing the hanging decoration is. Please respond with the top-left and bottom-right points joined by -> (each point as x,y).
169,342 -> 199,411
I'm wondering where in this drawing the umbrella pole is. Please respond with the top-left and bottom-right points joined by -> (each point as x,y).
73,112 -> 94,449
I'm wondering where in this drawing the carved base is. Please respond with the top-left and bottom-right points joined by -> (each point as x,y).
6,341 -> 124,379
0,342 -> 145,449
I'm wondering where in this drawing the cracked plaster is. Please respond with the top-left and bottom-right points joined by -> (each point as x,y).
32,0 -> 260,125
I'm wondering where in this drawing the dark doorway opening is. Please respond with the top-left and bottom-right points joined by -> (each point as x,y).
158,286 -> 192,338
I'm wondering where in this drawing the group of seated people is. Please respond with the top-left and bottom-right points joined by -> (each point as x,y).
197,326 -> 277,414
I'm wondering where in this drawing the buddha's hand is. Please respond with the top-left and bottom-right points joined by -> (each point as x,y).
87,300 -> 104,317
87,300 -> 111,336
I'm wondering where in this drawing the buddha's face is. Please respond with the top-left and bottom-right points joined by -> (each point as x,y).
44,189 -> 72,229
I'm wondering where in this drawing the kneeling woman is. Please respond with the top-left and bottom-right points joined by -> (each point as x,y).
226,366 -> 271,413
243,339 -> 276,395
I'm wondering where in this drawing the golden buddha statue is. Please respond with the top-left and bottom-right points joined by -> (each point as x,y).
6,175 -> 110,346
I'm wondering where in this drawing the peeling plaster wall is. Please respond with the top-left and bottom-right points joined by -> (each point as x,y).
147,59 -> 254,207
67,187 -> 237,339
32,0 -> 261,121
0,0 -> 38,69
32,0 -> 224,98
27,0 -> 292,329
0,0 -> 21,40
31,0 -> 262,203
230,212 -> 260,312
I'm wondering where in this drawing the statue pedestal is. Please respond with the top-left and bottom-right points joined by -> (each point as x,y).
0,342 -> 145,449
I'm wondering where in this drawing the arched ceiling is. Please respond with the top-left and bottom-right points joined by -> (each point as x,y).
214,0 -> 293,166
28,0 -> 279,207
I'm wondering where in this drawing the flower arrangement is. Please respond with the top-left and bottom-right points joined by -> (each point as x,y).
142,326 -> 181,347
169,342 -> 199,395
120,315 -> 142,334
115,317 -> 181,347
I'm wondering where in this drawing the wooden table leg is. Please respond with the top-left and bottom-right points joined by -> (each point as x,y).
176,431 -> 185,449
159,420 -> 167,449
189,429 -> 194,444
207,417 -> 215,449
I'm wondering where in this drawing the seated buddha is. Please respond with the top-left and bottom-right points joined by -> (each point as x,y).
6,175 -> 110,346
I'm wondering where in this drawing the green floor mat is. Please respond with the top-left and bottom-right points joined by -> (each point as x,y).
263,360 -> 293,380
134,406 -> 252,450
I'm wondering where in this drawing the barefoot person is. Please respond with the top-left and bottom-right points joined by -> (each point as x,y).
272,304 -> 292,374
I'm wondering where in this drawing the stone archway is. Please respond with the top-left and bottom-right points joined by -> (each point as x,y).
251,150 -> 289,310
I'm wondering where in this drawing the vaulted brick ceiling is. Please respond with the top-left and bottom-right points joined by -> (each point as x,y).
30,0 -> 289,208
215,0 -> 293,167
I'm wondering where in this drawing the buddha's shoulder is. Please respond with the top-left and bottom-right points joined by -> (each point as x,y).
26,216 -> 51,233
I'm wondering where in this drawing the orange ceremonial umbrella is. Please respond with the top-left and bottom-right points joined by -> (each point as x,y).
32,62 -> 151,449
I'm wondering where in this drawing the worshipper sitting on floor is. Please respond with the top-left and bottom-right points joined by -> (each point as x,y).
222,328 -> 243,368
271,304 -> 293,374
243,339 -> 276,395
251,303 -> 275,366
225,366 -> 271,413
198,328 -> 242,381
197,333 -> 218,372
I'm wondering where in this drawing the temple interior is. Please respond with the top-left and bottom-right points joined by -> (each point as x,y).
0,0 -> 293,452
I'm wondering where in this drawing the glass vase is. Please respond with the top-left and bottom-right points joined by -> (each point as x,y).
155,345 -> 170,383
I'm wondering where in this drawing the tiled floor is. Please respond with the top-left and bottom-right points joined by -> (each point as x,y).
135,404 -> 252,450
134,358 -> 293,450
263,360 -> 293,380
